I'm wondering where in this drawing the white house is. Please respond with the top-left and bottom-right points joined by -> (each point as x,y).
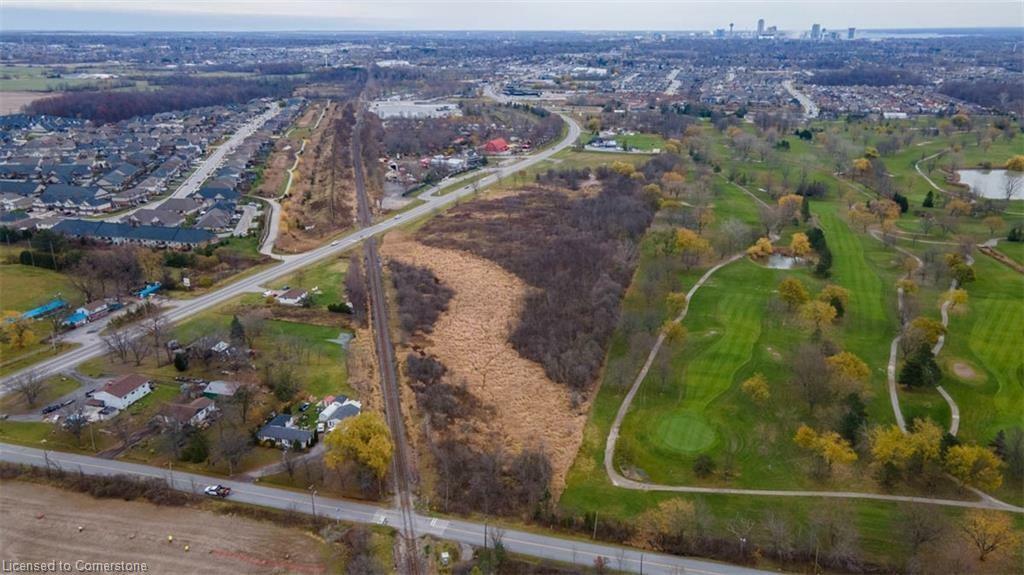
160,397 -> 217,427
92,374 -> 152,410
276,288 -> 309,306
317,397 -> 362,432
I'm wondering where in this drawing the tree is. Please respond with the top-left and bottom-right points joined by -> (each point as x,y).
345,254 -> 369,327
946,198 -> 971,217
1005,154 -> 1024,172
826,351 -> 869,393
950,263 -> 975,285
214,425 -> 252,476
777,194 -> 803,223
838,393 -> 868,445
944,445 -> 1004,491
1004,427 -> 1024,480
818,284 -> 850,318
675,228 -> 713,269
663,321 -> 687,344
800,195 -> 812,222
230,383 -> 258,424
799,300 -> 837,334
869,198 -> 902,224
959,510 -> 1020,562
741,373 -> 770,404
946,288 -> 969,308
792,343 -> 833,410
899,345 -> 942,388
778,277 -> 809,310
2,313 -> 37,350
238,309 -> 268,348
229,315 -> 246,346
870,420 -> 942,482
794,424 -> 858,474
982,215 -> 1006,236
173,352 -> 189,372
324,412 -> 394,487
693,454 -> 716,478
746,236 -> 774,258
665,292 -> 688,316
897,504 -> 948,555
922,190 -> 935,208
789,232 -> 811,257
906,317 -> 945,348
638,498 -> 696,549
11,370 -> 47,407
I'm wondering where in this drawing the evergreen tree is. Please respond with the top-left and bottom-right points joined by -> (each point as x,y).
801,196 -> 812,222
229,314 -> 246,345
923,190 -> 935,208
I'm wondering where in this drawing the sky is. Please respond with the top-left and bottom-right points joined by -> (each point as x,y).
2,0 -> 1022,32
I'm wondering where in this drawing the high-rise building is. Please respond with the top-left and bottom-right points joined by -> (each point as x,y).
811,23 -> 822,40
757,19 -> 765,36
848,27 -> 856,40
729,22 -> 734,37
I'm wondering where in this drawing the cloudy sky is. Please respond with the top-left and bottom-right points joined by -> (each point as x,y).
3,1 -> 1021,32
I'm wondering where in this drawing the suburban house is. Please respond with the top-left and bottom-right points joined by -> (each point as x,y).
276,288 -> 309,306
159,397 -> 216,428
257,414 -> 314,450
194,207 -> 233,232
92,374 -> 153,410
317,397 -> 362,432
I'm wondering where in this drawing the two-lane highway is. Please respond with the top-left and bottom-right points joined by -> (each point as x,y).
0,443 -> 775,575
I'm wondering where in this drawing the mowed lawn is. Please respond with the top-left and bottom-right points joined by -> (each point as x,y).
0,264 -> 76,312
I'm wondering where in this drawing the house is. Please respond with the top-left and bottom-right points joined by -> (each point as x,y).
52,219 -> 217,249
128,209 -> 185,227
194,207 -> 233,232
92,374 -> 153,410
159,197 -> 204,215
77,300 -> 110,321
159,397 -> 216,427
317,397 -> 362,432
203,380 -> 240,399
276,288 -> 309,306
82,398 -> 118,422
483,138 -> 509,154
257,414 -> 314,450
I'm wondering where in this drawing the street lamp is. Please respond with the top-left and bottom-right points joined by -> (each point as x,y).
739,536 -> 747,557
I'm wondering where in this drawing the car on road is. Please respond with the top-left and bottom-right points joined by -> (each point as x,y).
330,240 -> 339,246
41,404 -> 61,415
203,485 -> 231,498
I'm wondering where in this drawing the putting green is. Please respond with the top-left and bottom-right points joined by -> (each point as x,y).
655,411 -> 717,453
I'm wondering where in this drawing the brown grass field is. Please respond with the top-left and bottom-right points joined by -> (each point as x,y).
382,234 -> 589,494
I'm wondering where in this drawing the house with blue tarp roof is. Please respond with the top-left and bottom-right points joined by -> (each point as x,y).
21,298 -> 67,320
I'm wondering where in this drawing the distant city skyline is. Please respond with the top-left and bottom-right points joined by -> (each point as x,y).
2,1 -> 1021,32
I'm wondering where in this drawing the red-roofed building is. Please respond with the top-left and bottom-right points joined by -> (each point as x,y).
483,138 -> 509,154
93,374 -> 152,410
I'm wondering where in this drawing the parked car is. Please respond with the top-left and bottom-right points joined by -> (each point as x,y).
203,485 -> 231,498
41,404 -> 61,415
298,402 -> 310,412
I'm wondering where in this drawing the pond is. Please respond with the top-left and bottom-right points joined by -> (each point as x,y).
956,169 -> 1024,200
764,254 -> 801,269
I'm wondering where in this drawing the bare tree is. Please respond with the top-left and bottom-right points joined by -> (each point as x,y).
215,425 -> 253,476
1004,173 -> 1021,203
282,449 -> 298,481
127,336 -> 151,366
230,383 -> 258,424
791,343 -> 833,411
145,313 -> 169,366
238,309 -> 269,349
762,511 -> 795,561
898,504 -> 948,555
62,401 -> 88,447
12,370 -> 47,408
102,328 -> 133,363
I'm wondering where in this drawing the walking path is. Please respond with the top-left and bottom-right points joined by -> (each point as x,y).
914,151 -> 950,195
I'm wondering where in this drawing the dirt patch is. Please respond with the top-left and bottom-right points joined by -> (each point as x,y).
382,235 -> 589,494
0,481 -> 330,574
0,91 -> 52,115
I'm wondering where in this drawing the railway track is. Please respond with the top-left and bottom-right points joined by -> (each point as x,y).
351,105 -> 421,574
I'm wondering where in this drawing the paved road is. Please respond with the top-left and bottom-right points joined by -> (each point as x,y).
0,443 -> 774,575
782,80 -> 818,120
111,105 -> 283,222
0,111 -> 581,392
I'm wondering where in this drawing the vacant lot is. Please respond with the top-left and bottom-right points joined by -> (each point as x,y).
383,235 -> 588,493
0,263 -> 77,312
0,481 -> 334,574
0,91 -> 52,114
